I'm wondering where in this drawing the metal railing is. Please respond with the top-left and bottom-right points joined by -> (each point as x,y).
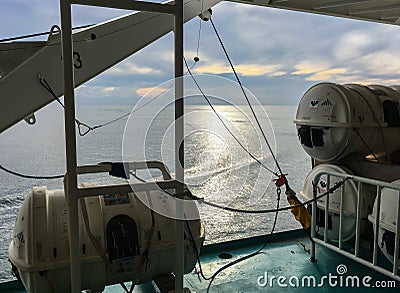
310,170 -> 400,281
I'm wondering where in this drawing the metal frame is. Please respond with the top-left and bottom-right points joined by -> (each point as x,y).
59,0 -> 185,292
228,0 -> 400,26
310,170 -> 400,282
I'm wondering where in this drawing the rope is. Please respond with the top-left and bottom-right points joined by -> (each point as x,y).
0,164 -> 64,179
39,76 -> 161,136
0,13 -> 161,51
80,198 -> 113,271
183,57 -> 278,177
353,128 -> 380,162
39,77 -> 94,136
0,24 -> 94,43
188,178 -> 346,214
130,169 -> 281,291
209,18 -> 284,177
184,188 -> 281,292
185,178 -> 346,291
358,86 -> 391,162
347,86 -> 389,162
207,196 -> 280,292
0,45 -> 201,180
91,112 -> 131,130
195,18 -> 202,60
39,57 -> 200,136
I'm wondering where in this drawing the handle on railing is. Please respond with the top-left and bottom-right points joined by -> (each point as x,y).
76,160 -> 172,180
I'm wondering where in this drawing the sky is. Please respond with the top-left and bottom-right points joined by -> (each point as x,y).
2,0 -> 400,105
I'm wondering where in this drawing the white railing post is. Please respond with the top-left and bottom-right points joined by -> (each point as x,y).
355,182 -> 362,257
174,0 -> 185,291
60,0 -> 81,292
311,177 -> 317,261
393,190 -> 400,275
373,186 -> 382,266
324,175 -> 330,242
338,179 -> 345,249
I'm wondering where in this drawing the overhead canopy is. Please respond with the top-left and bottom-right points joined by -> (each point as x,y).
229,0 -> 400,26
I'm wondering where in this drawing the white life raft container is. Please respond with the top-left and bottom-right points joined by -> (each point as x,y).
300,164 -> 375,242
368,179 -> 400,268
8,184 -> 204,293
294,83 -> 400,162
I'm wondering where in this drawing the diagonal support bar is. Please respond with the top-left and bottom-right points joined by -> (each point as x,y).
73,0 -> 176,14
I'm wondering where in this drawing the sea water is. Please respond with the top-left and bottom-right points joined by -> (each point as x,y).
0,103 -> 309,282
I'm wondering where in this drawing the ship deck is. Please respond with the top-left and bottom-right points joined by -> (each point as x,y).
2,229 -> 399,292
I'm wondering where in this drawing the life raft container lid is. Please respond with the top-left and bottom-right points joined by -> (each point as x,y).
294,82 -> 381,128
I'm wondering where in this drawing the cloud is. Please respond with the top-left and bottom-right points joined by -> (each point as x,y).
193,62 -> 284,76
109,61 -> 162,75
307,68 -> 347,81
357,51 -> 400,77
334,74 -> 400,85
76,85 -> 114,97
102,87 -> 115,93
76,85 -> 133,99
269,71 -> 288,77
136,86 -> 171,97
334,31 -> 373,61
291,61 -> 349,82
292,61 -> 330,76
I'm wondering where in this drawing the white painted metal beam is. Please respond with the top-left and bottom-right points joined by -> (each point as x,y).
0,0 -> 221,133
73,0 -> 176,14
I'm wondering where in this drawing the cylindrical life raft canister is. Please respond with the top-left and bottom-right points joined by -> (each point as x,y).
294,82 -> 400,162
300,164 -> 375,242
8,185 -> 204,293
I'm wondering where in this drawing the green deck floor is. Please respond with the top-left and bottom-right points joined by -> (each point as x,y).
184,235 -> 398,292
3,229 -> 399,292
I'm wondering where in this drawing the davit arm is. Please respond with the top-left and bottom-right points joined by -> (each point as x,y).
0,0 -> 221,133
